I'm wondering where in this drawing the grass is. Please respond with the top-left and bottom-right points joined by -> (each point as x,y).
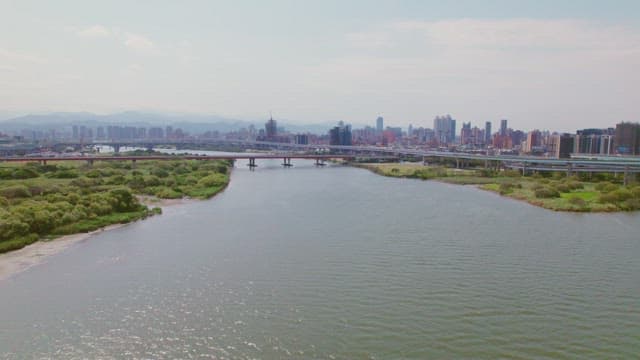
355,162 -> 640,213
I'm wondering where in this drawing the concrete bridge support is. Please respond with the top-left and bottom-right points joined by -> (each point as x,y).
247,157 -> 257,169
113,144 -> 121,154
282,157 -> 293,167
315,158 -> 326,166
567,163 -> 573,177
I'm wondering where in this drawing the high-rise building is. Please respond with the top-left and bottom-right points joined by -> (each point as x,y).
148,127 -> 164,139
329,122 -> 352,145
614,122 -> 640,155
376,116 -> 384,132
433,115 -> 456,145
485,121 -> 492,145
294,134 -> 309,145
96,126 -> 105,140
549,134 -> 575,158
500,119 -> 508,137
524,130 -> 541,153
575,128 -> 615,155
265,116 -> 277,140
460,122 -> 472,144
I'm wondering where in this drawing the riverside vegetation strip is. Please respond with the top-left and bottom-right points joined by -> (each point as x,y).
355,162 -> 640,212
0,153 -> 232,254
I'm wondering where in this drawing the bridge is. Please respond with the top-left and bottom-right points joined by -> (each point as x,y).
3,138 -> 640,183
0,154 -> 397,169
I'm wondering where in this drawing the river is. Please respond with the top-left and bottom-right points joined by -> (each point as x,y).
1,159 -> 639,359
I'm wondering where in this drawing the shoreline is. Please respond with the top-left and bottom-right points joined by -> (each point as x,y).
352,162 -> 639,213
0,196 -> 197,282
0,223 -> 126,281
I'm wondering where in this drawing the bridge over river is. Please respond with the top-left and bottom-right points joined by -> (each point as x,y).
3,139 -> 640,182
0,154 -> 397,168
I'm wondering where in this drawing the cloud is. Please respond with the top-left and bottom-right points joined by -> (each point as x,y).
389,19 -> 640,50
124,33 -> 154,52
345,31 -> 392,48
301,19 -> 640,129
76,25 -> 111,38
0,48 -> 47,64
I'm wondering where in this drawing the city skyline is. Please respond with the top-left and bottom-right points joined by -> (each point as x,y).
1,1 -> 639,131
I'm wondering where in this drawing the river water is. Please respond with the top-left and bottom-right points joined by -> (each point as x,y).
1,159 -> 639,359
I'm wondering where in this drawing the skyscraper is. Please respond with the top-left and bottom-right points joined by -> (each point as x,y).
485,121 -> 492,145
500,119 -> 508,136
433,115 -> 456,144
265,116 -> 277,140
329,122 -> 352,145
376,116 -> 384,132
614,122 -> 640,155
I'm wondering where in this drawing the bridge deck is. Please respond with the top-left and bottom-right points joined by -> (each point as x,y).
0,154 -> 395,162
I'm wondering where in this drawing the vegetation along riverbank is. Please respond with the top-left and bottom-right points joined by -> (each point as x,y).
0,155 -> 232,254
354,162 -> 640,212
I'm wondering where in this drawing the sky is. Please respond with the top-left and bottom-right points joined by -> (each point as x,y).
0,0 -> 639,132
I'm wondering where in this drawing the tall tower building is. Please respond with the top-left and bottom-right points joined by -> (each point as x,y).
265,116 -> 277,140
376,116 -> 384,132
433,115 -> 456,145
485,121 -> 492,145
500,119 -> 508,136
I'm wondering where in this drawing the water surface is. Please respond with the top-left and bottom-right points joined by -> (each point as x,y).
1,160 -> 639,359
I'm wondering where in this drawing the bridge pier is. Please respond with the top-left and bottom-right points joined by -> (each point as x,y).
247,157 -> 257,169
315,158 -> 326,166
132,159 -> 137,168
522,162 -> 527,176
87,159 -> 94,166
567,163 -> 573,177
282,157 -> 293,167
113,144 -> 121,154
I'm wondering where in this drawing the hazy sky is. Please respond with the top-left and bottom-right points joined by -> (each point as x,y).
1,0 -> 639,131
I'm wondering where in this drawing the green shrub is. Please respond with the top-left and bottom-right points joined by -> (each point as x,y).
535,187 -> 560,198
11,167 -> 40,179
595,182 -> 618,192
0,185 -> 32,199
151,168 -> 169,178
621,198 -> 640,211
0,196 -> 8,206
0,234 -> 39,254
155,187 -> 182,199
568,196 -> 587,207
197,173 -> 228,187
555,184 -> 571,193
499,182 -> 515,195
566,181 -> 584,190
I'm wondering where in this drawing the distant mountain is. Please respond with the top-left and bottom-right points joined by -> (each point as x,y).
0,111 -> 342,134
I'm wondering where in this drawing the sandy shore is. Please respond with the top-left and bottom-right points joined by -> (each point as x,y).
136,195 -> 198,207
0,224 -> 126,281
0,196 -> 197,281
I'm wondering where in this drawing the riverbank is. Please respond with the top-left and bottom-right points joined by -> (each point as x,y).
0,157 -> 233,255
0,224 -> 128,281
354,162 -> 640,212
0,193 -> 208,281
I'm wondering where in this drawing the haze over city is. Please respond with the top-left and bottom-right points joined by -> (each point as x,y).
1,0 -> 639,132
